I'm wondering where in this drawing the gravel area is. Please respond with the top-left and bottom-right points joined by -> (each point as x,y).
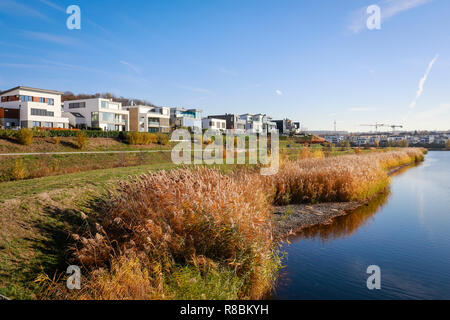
272,201 -> 364,239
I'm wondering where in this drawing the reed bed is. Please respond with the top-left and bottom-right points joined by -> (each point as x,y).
44,148 -> 425,300
60,167 -> 278,300
268,148 -> 425,205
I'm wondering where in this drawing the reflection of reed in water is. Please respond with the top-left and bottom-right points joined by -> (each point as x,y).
290,190 -> 391,243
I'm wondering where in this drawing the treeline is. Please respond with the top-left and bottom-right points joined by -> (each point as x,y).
62,91 -> 156,107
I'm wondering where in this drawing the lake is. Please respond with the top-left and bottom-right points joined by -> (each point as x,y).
275,151 -> 450,300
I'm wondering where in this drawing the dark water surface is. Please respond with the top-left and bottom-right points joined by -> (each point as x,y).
275,151 -> 450,299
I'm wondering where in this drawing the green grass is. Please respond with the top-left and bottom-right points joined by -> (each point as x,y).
167,265 -> 244,300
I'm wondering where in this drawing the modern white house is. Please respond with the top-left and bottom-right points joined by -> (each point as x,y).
0,86 -> 69,129
170,107 -> 202,129
202,117 -> 226,133
124,104 -> 170,133
240,114 -> 264,133
63,98 -> 129,131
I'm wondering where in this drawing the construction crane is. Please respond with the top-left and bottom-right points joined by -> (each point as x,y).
360,123 -> 385,132
388,125 -> 403,133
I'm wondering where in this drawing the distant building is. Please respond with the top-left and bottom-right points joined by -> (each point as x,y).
0,86 -> 69,129
202,118 -> 226,133
207,114 -> 246,134
63,98 -> 129,131
170,107 -> 202,129
124,105 -> 170,133
274,118 -> 300,135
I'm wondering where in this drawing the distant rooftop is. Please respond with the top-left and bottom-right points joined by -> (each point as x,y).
0,86 -> 64,96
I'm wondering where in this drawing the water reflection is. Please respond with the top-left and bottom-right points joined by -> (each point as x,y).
289,191 -> 391,242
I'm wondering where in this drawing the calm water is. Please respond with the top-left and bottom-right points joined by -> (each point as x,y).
275,151 -> 450,300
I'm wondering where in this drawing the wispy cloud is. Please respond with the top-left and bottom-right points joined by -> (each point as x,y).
21,31 -> 81,46
0,0 -> 49,21
218,66 -> 238,76
38,0 -> 64,12
413,103 -> 450,120
275,89 -> 283,96
410,54 -> 439,108
348,107 -> 378,112
348,0 -> 432,34
177,85 -> 212,94
120,61 -> 141,74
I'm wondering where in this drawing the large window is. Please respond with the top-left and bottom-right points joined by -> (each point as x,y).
32,121 -> 42,128
47,98 -> 54,106
100,112 -> 114,122
20,96 -> 33,102
91,112 -> 99,122
68,102 -> 86,109
31,108 -> 54,117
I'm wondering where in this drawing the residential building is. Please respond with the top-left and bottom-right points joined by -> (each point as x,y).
0,86 -> 69,129
202,118 -> 226,133
263,116 -> 278,133
170,107 -> 202,129
63,98 -> 129,131
125,105 -> 170,133
240,114 -> 264,133
208,114 -> 246,134
274,118 -> 300,135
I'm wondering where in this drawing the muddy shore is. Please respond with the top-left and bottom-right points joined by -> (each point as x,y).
272,162 -> 418,239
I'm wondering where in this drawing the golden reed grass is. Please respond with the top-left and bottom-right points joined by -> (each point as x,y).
268,148 -> 425,204
43,148 -> 425,300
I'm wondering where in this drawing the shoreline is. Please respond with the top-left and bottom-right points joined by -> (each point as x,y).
272,161 -> 420,240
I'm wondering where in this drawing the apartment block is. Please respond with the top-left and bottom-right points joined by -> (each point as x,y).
170,107 -> 202,129
63,98 -> 129,131
202,117 -> 226,133
124,105 -> 170,133
0,86 -> 69,129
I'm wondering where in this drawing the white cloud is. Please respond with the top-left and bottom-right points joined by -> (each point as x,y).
275,89 -> 283,96
120,61 -> 141,74
348,0 -> 432,34
410,54 -> 439,108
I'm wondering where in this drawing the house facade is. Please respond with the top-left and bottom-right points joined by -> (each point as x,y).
208,114 -> 246,134
63,98 -> 129,131
202,118 -> 226,133
170,107 -> 202,129
0,86 -> 69,129
125,105 -> 170,133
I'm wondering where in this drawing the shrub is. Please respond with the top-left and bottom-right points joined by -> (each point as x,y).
11,159 -> 27,180
76,131 -> 88,149
52,136 -> 61,145
125,132 -> 157,145
16,129 -> 33,145
156,133 -> 170,145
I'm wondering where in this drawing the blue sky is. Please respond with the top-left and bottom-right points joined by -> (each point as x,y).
0,0 -> 449,131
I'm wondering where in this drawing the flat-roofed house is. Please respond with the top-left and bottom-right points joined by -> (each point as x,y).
124,104 -> 170,133
63,98 -> 129,131
0,86 -> 69,129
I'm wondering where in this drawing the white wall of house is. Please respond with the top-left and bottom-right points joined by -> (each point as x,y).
63,98 -> 129,131
0,87 -> 69,128
202,118 -> 226,132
